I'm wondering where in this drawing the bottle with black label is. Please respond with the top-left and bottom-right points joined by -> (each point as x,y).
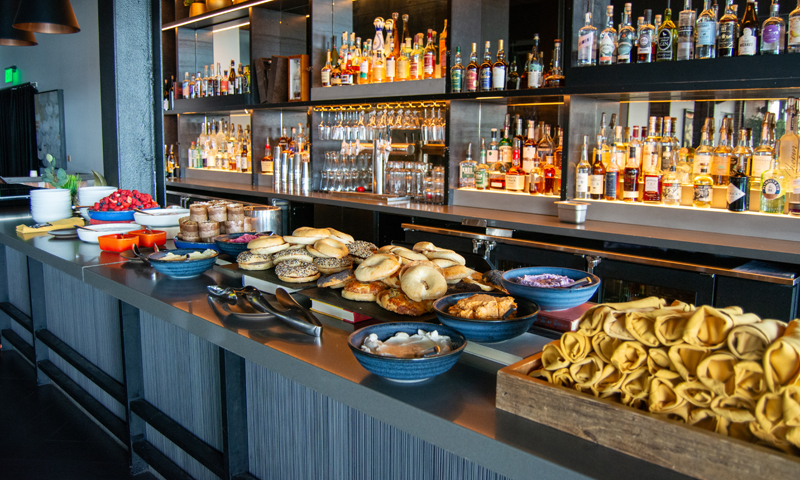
727,160 -> 751,211
739,0 -> 760,56
718,0 -> 740,56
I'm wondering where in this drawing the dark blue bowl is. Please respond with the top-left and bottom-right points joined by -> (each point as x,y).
433,292 -> 540,343
88,208 -> 157,222
173,237 -> 220,252
214,232 -> 258,257
348,322 -> 467,383
501,267 -> 600,311
147,248 -> 219,279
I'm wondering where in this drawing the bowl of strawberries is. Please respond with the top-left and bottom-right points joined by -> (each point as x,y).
89,189 -> 159,222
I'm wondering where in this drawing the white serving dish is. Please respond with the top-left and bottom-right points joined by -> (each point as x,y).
78,186 -> 118,220
133,208 -> 190,227
76,224 -> 140,243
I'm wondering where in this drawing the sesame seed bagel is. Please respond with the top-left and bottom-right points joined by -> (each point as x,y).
354,253 -> 401,282
313,255 -> 353,274
347,240 -> 377,261
236,251 -> 274,271
272,246 -> 313,264
275,259 -> 320,283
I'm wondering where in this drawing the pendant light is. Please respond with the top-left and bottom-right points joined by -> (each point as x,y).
0,0 -> 37,45
13,0 -> 80,35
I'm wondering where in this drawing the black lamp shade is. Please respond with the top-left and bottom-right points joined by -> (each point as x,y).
13,0 -> 80,35
0,0 -> 37,45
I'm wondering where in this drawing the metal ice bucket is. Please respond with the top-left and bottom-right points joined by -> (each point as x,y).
244,205 -> 283,235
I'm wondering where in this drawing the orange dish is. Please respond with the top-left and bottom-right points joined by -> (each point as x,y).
98,234 -> 140,252
129,229 -> 167,248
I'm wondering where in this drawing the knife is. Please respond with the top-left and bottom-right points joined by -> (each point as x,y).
244,289 -> 322,337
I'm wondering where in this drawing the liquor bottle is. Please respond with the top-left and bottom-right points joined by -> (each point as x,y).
401,14 -> 410,53
659,117 -> 676,172
506,124 -> 526,193
693,118 -> 715,174
459,143 -> 477,188
613,126 -> 628,198
696,0 -> 718,58
642,117 -> 661,174
789,0 -> 800,52
728,131 -> 752,211
778,97 -> 800,176
538,124 -> 555,168
492,39 -> 508,90
730,128 -> 752,184
678,0 -> 697,59
760,155 -> 787,213
423,29 -> 436,79
624,127 -> 642,202
499,119 -> 513,168
487,128 -> 500,166
506,59 -> 521,90
638,10 -> 656,62
221,70 -> 229,95
321,50 -> 333,87
527,34 -> 544,87
761,0 -> 786,54
739,0 -> 760,55
397,38 -> 411,82
752,113 -> 775,185
167,145 -> 176,179
439,20 -> 448,78
229,61 -> 236,95
182,72 -> 189,98
718,0 -> 739,56
475,138 -> 490,190
385,30 -> 396,82
711,118 -> 733,185
618,3 -> 636,63
663,157 -> 683,205
163,79 -> 169,110
657,0 -> 678,61
578,11 -> 598,66
693,163 -> 714,207
466,43 -> 479,92
605,141 -> 620,202
409,36 -> 423,81
554,127 -> 564,192
543,137 -> 558,195
599,5 -> 618,65
590,134 -> 607,200
544,40 -> 565,87
655,14 -> 663,31
576,135 -> 591,199
479,41 -> 493,91
450,46 -> 464,92
523,119 -> 538,173
359,39 -> 372,84
373,46 -> 387,83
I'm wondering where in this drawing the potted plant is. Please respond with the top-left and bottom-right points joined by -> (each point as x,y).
41,154 -> 84,204
185,0 -> 207,17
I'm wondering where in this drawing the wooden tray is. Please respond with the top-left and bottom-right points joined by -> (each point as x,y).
496,352 -> 800,480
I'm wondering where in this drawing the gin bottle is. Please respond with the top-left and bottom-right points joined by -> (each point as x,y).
777,97 -> 800,177
578,12 -> 598,66
760,156 -> 787,213
459,143 -> 477,188
751,113 -> 775,185
695,0 -> 718,58
617,4 -> 636,63
657,0 -> 678,61
678,0 -> 697,59
739,0 -> 760,56
527,34 -> 544,88
789,0 -> 800,52
599,5 -> 618,65
761,0 -> 786,54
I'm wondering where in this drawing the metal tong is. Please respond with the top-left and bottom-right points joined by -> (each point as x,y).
207,286 -> 322,337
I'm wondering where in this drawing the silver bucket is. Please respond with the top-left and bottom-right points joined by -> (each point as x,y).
244,205 -> 283,235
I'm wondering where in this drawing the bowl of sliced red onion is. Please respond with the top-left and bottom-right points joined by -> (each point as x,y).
501,267 -> 600,311
214,232 -> 266,257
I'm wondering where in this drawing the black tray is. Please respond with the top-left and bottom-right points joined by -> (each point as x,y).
301,287 -> 437,324
231,264 -> 319,291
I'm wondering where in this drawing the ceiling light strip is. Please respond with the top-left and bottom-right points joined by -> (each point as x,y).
162,0 -> 273,31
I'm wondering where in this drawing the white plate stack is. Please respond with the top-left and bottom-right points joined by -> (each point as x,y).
30,189 -> 73,223
77,186 -> 118,220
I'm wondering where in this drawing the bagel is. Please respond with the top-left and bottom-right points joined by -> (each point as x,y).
236,251 -> 274,271
430,258 -> 460,269
376,245 -> 395,253
461,276 -> 496,291
272,246 -> 313,264
341,280 -> 387,302
400,264 -> 448,302
399,260 -> 444,279
412,241 -> 439,253
381,270 -> 401,288
326,227 -> 354,245
283,227 -> 331,245
313,238 -> 348,258
443,265 -> 478,284
317,269 -> 354,289
248,235 -> 289,255
305,244 -> 330,258
313,255 -> 353,274
354,253 -> 401,282
274,259 -> 320,283
347,240 -> 377,260
385,245 -> 428,263
424,249 -> 466,265
375,289 -> 434,317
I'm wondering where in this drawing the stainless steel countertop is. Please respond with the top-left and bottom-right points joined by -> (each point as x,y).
167,179 -> 800,266
0,207 -> 688,480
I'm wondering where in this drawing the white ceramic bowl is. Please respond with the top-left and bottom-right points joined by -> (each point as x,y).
76,224 -> 140,243
160,225 -> 180,240
133,208 -> 190,227
30,188 -> 71,197
78,186 -> 118,220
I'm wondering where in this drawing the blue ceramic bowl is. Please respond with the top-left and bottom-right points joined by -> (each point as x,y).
501,267 -> 600,312
88,208 -> 157,222
214,232 -> 258,257
147,248 -> 219,279
348,322 -> 467,383
433,292 -> 540,343
173,237 -> 220,252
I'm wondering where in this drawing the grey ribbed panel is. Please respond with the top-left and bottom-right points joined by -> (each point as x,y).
6,247 -> 30,316
144,425 -> 220,480
42,264 -> 126,419
10,320 -> 32,346
245,361 -> 509,480
140,311 -> 223,480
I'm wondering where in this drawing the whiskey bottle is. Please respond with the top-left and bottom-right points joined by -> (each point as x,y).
527,34 -> 544,87
693,118 -> 715,175
506,59 -> 521,90
321,50 -> 333,87
642,117 -> 661,174
761,0 -> 786,54
663,158 -> 683,205
693,163 -> 714,208
450,46 -> 464,92
459,143 -> 477,188
554,127 -> 564,193
718,0 -> 739,57
617,3 -> 635,63
479,41 -> 493,92
410,35 -> 423,80
678,0 -> 697,59
523,120 -> 538,173
466,43 -> 479,92
229,60 -> 237,95
696,0 -> 718,58
752,113 -> 775,186
711,118 -> 733,185
487,128 -> 500,166
789,0 -> 800,53
657,0 -> 678,61
423,29 -> 436,79
475,138 -> 490,190
624,127 -> 642,202
727,152 -> 751,212
492,39 -> 508,91
590,134 -> 606,200
499,120 -> 513,168
397,38 -> 411,82
599,5 -> 618,65
385,30 -> 396,82
578,11 -> 598,66
739,0 -> 760,56
543,40 -> 565,87
542,145 -> 557,195
506,130 -> 526,193
638,10 -> 656,62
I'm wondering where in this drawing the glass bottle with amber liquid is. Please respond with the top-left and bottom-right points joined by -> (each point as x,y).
492,39 -> 508,91
465,43 -> 479,92
657,0 -> 678,61
479,41 -> 493,92
450,46 -> 464,92
718,0 -> 740,57
590,134 -> 607,200
712,118 -> 733,185
739,0 -> 760,56
624,128 -> 642,202
662,157 -> 683,205
506,127 -> 526,193
575,136 -> 591,199
693,163 -> 714,207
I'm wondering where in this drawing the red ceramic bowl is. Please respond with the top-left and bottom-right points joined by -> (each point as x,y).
129,229 -> 167,248
98,234 -> 140,253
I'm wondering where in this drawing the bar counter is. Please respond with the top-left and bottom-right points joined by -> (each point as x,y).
0,208 -> 690,480
166,179 -> 800,266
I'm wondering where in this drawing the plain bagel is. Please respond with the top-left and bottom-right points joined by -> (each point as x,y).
341,280 -> 387,302
399,260 -> 444,279
412,241 -> 441,253
313,238 -> 349,258
283,227 -> 331,245
385,245 -> 428,263
424,249 -> 466,265
354,253 -> 401,282
400,263 -> 448,302
248,235 -> 290,255
443,265 -> 478,284
326,227 -> 354,245
430,258 -> 460,269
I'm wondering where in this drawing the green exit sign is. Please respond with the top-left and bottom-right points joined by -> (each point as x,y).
5,66 -> 17,83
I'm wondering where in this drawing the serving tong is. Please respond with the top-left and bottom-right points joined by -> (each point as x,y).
207,285 -> 322,337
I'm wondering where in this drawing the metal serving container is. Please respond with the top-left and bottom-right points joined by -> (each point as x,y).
555,201 -> 589,224
244,205 -> 283,235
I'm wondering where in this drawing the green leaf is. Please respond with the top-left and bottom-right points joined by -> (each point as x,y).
91,170 -> 107,186
56,178 -> 67,187
45,154 -> 54,165
56,169 -> 67,181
